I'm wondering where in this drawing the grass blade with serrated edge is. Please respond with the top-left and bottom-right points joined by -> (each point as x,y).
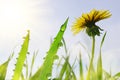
12,31 -> 30,80
30,18 -> 68,80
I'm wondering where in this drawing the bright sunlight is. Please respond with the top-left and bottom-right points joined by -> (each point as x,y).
0,0 -> 44,37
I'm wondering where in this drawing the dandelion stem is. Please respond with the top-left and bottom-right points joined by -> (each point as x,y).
87,36 -> 95,80
91,36 -> 95,62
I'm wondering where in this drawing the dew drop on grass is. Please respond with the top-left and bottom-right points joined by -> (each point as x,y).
53,55 -> 59,60
60,25 -> 65,32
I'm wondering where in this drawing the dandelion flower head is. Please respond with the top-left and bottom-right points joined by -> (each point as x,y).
72,9 -> 111,37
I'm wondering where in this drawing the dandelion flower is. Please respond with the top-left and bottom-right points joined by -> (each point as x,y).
72,9 -> 111,37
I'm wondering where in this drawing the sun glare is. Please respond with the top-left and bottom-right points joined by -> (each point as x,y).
0,0 -> 42,37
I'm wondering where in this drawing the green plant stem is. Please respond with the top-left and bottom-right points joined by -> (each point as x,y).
87,36 -> 95,80
91,36 -> 95,63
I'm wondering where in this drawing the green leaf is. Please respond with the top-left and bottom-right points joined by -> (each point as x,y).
30,18 -> 68,80
12,31 -> 30,80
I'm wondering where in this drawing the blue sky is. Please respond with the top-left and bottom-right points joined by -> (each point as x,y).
0,0 -> 120,79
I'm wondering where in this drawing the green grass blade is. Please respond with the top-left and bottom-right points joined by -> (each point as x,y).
97,32 -> 106,80
58,57 -> 68,80
21,72 -> 25,80
56,57 -> 63,70
113,72 -> 120,79
24,59 -> 29,79
12,31 -> 30,80
30,66 -> 42,80
79,54 -> 84,80
29,51 -> 38,78
97,52 -> 102,80
0,52 -> 13,80
30,18 -> 68,80
100,32 -> 106,48
0,58 -> 10,80
62,38 -> 67,54
58,56 -> 76,80
103,70 -> 111,80
70,58 -> 77,80
64,66 -> 70,80
65,59 -> 77,80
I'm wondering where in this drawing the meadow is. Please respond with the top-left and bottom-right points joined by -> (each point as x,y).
0,10 -> 120,80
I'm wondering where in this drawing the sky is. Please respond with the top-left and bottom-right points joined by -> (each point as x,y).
0,0 -> 120,79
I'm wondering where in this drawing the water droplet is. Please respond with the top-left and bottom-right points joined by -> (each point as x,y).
59,41 -> 63,47
60,26 -> 65,32
53,55 -> 59,60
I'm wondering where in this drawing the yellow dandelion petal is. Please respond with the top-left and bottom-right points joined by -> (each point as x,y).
89,9 -> 98,21
94,10 -> 111,22
71,18 -> 86,35
82,13 -> 89,22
